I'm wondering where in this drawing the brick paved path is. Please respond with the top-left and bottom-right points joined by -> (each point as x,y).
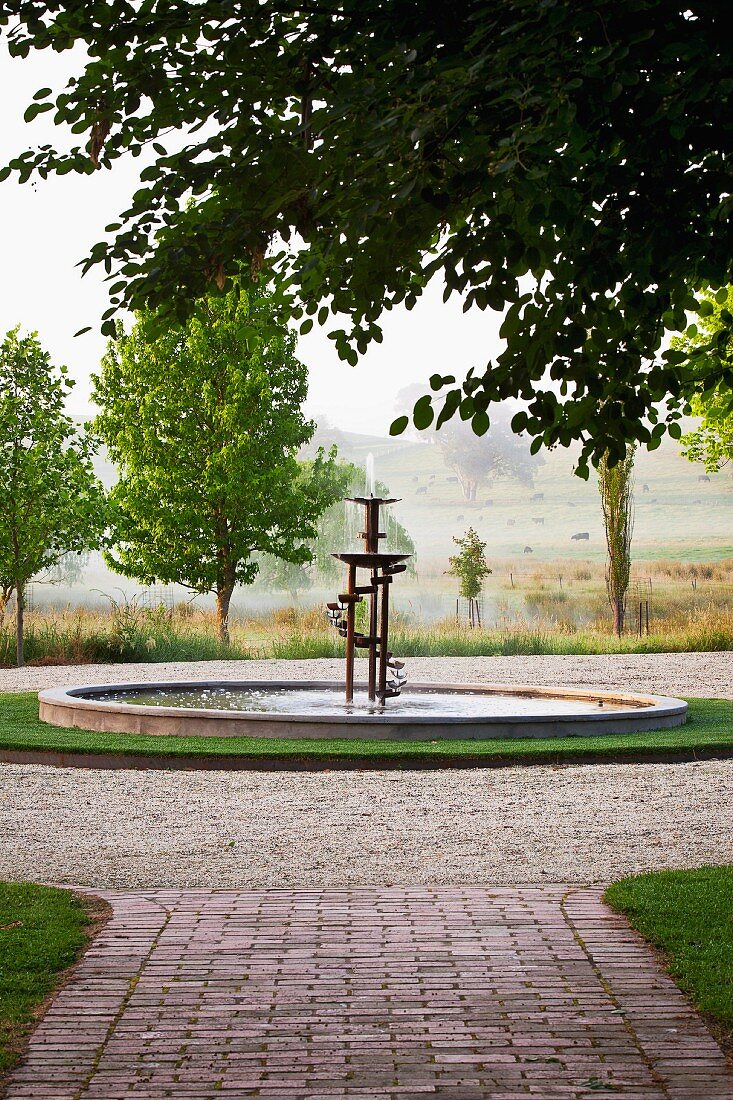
7,887 -> 732,1099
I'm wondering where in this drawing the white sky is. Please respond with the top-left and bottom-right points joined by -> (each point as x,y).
0,45 -> 506,435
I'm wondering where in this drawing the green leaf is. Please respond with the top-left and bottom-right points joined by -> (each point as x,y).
23,101 -> 53,122
471,410 -> 489,436
390,415 -> 409,436
413,395 -> 435,430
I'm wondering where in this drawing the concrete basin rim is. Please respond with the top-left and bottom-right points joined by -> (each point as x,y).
37,680 -> 689,727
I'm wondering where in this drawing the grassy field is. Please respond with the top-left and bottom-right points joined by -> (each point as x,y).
606,867 -> 733,1054
17,426 -> 733,622
0,883 -> 101,1081
0,693 -> 731,767
339,429 -> 733,567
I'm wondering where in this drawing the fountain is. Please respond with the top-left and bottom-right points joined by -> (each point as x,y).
326,493 -> 409,705
38,480 -> 688,741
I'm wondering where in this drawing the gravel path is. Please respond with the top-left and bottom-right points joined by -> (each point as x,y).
2,757 -> 732,889
1,650 -> 732,696
1,655 -> 731,889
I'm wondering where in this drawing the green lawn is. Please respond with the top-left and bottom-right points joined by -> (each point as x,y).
0,883 -> 99,1080
0,692 -> 731,766
606,866 -> 733,1054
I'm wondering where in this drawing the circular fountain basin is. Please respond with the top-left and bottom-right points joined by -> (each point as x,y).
38,681 -> 688,741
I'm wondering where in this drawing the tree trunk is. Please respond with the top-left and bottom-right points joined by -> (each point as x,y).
15,581 -> 24,668
216,584 -> 234,645
612,596 -> 625,637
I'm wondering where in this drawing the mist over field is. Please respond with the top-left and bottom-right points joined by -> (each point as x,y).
27,420 -> 732,627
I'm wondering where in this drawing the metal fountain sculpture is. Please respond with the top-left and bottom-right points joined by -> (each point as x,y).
327,495 -> 410,705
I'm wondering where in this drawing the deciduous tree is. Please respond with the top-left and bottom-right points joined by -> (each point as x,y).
446,527 -> 492,627
0,327 -> 106,665
3,2 -> 732,470
433,414 -> 540,502
93,276 -> 337,643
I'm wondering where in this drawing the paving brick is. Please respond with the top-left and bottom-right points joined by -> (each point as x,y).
5,886 -> 732,1098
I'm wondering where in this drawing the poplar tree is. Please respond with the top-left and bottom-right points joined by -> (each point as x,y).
598,446 -> 635,636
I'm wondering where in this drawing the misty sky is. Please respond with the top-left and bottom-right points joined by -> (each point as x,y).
0,45 -> 506,437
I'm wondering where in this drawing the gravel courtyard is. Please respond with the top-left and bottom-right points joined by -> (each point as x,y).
1,654 -> 731,889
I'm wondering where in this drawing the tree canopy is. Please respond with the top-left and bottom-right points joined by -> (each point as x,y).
0,327 -> 106,664
675,287 -> 733,473
93,276 -> 338,641
3,2 -> 733,471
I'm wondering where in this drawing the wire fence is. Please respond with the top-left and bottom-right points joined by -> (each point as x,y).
136,586 -> 175,611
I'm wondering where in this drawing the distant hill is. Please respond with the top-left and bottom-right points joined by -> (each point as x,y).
316,428 -> 732,569
51,418 -> 730,611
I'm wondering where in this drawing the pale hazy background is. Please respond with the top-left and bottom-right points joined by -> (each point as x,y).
0,46 -> 504,435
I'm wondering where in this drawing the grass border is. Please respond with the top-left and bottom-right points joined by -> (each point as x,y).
605,867 -> 733,1059
0,885 -> 110,1090
0,693 -> 730,769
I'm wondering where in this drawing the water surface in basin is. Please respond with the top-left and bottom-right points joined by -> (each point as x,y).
82,686 -> 644,718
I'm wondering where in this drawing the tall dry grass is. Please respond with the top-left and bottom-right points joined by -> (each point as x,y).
1,598 -> 732,666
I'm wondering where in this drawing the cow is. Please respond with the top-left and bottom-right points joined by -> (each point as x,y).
571,532 -> 590,541
524,546 -> 533,554
698,474 -> 711,482
507,519 -> 516,527
642,484 -> 650,493
447,476 -> 459,484
531,492 -> 544,501
416,486 -> 427,495
532,517 -> 544,526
